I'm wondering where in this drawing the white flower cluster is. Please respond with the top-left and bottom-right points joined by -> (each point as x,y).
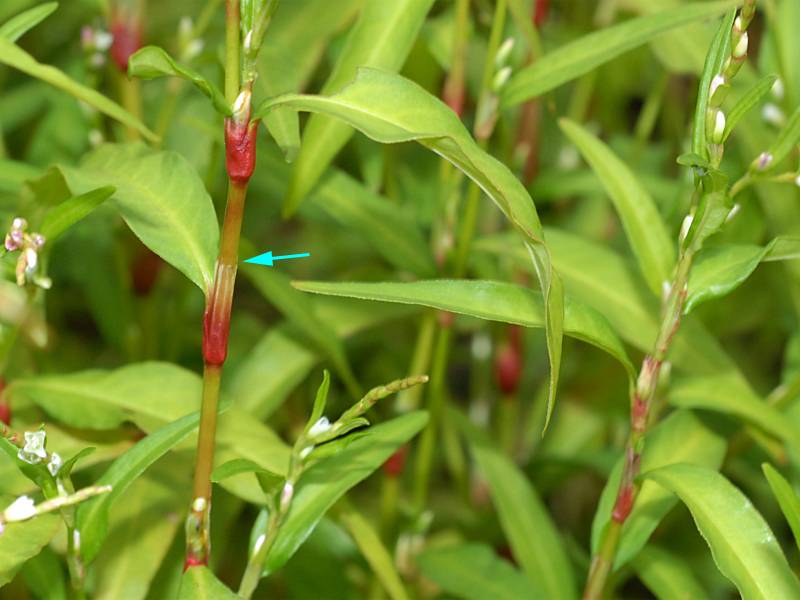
3,218 -> 51,289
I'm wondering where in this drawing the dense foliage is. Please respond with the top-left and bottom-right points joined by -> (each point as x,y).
1,0 -> 800,598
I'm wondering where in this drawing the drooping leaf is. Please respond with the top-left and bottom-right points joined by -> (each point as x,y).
631,545 -> 710,600
643,463 -> 800,599
76,411 -> 201,563
0,2 -> 58,42
177,566 -> 239,599
0,513 -> 60,586
340,510 -> 409,600
455,414 -> 576,599
58,143 -> 219,293
417,544 -> 538,600
559,118 -> 675,293
502,1 -> 736,107
591,410 -> 726,570
256,67 -> 563,431
762,463 -> 800,555
128,46 -> 231,116
0,37 -> 157,141
263,412 -> 428,575
293,278 -> 633,379
39,186 -> 115,244
282,0 -> 436,214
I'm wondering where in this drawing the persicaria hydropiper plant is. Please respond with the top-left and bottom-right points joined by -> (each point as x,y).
1,0 -> 800,597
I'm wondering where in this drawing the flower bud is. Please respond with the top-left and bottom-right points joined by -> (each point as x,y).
494,38 -> 515,68
709,74 -> 725,98
762,103 -> 786,127
3,496 -> 36,522
711,110 -> 726,144
772,78 -> 785,101
756,151 -> 773,171
732,32 -> 748,59
492,66 -> 512,92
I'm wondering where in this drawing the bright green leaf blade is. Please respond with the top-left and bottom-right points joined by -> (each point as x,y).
0,37 -> 157,141
455,414 -> 576,598
501,1 -> 735,107
764,236 -> 800,262
282,0 -> 435,214
243,264 -> 362,398
257,67 -> 562,432
0,513 -> 60,586
762,463 -> 800,555
58,143 -> 219,293
264,411 -> 428,575
293,278 -> 633,379
417,543 -> 538,600
39,186 -> 115,243
685,244 -> 768,313
644,463 -> 800,599
631,545 -> 710,600
341,510 -> 409,600
559,118 -> 675,294
764,105 -> 800,171
178,566 -> 239,599
128,46 -> 231,116
723,75 -> 778,141
76,411 -> 201,563
0,2 -> 58,42
669,374 -> 800,453
591,410 -> 727,569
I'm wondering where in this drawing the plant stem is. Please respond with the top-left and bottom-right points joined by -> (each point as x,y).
238,508 -> 281,599
583,250 -> 693,599
66,525 -> 87,600
224,0 -> 240,104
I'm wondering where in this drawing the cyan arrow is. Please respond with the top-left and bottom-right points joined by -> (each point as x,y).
243,251 -> 311,267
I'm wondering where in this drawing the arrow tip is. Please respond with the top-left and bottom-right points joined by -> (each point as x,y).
244,250 -> 273,266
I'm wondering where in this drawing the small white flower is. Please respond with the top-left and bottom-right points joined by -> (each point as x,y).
679,214 -> 694,243
88,129 -> 104,147
73,529 -> 81,551
179,17 -> 193,38
243,30 -> 254,52
12,218 -> 26,231
733,16 -> 743,32
24,247 -> 38,273
725,203 -> 741,223
711,110 -> 726,143
757,151 -> 773,170
253,533 -> 266,554
184,39 -> 204,61
299,445 -> 314,460
280,481 -> 294,511
192,497 -> 207,513
762,103 -> 786,127
709,74 -> 725,98
772,78 -> 785,101
18,430 -> 47,464
47,452 -> 62,477
232,89 -> 251,121
4,496 -> 36,522
494,38 -> 515,67
94,31 -> 113,52
795,175 -> 800,188
492,66 -> 512,92
308,417 -> 331,438
733,32 -> 748,59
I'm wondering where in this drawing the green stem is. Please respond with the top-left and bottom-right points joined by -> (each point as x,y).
66,525 -> 86,600
224,0 -> 240,104
238,507 -> 281,599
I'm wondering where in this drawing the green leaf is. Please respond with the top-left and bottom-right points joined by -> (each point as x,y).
39,186 -> 115,244
211,458 -> 282,497
669,374 -> 800,454
643,463 -> 800,599
558,118 -> 675,293
293,278 -> 632,380
178,566 -> 239,599
243,264 -> 362,398
723,75 -> 778,141
502,1 -> 735,107
20,546 -> 68,600
0,37 -> 157,142
763,104 -> 800,171
762,463 -> 800,555
455,414 -> 576,598
256,0 -> 362,162
0,2 -> 58,42
417,544 -> 538,600
0,513 -> 60,586
128,46 -> 231,117
282,0 -> 436,214
631,545 -> 709,600
264,411 -> 428,575
58,143 -> 219,293
76,411 -> 201,563
685,244 -> 768,313
256,67 -> 563,431
0,158 -> 42,193
341,510 -> 409,600
691,10 -> 735,159
591,410 -> 726,570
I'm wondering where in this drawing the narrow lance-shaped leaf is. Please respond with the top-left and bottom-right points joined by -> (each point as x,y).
128,46 -> 231,116
761,104 -> 800,171
0,37 -> 157,141
762,463 -> 800,555
256,67 -> 564,430
40,186 -> 115,244
76,411 -> 202,563
559,118 -> 675,294
723,75 -> 778,141
644,463 -> 800,599
0,2 -> 58,42
502,1 -> 736,107
282,0 -> 436,215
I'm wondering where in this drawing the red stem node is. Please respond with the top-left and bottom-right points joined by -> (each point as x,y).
225,119 -> 258,185
202,264 -> 236,366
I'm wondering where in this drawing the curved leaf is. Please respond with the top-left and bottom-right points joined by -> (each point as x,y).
0,2 -> 58,42
40,186 -> 115,244
686,244 -> 767,313
0,37 -> 157,142
559,118 -> 674,294
502,1 -> 735,107
723,75 -> 778,141
58,143 -> 219,293
293,278 -> 633,379
762,463 -> 800,554
178,566 -> 239,599
128,46 -> 231,116
644,463 -> 800,599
